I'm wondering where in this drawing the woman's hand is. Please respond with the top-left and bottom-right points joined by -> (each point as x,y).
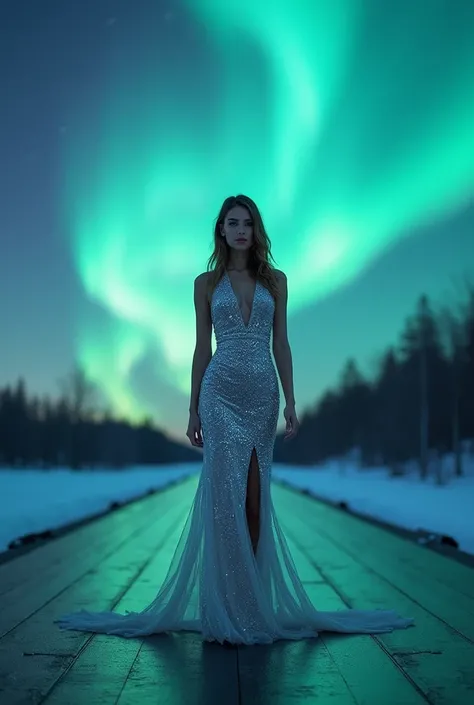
186,410 -> 203,448
283,404 -> 299,441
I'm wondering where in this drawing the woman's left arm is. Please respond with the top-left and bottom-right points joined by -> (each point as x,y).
272,270 -> 299,440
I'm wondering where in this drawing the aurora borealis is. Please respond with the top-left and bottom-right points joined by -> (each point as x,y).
2,0 -> 474,439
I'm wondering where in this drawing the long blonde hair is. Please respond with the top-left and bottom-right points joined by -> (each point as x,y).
206,195 -> 279,302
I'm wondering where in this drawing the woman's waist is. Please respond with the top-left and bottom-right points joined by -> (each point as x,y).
212,347 -> 274,366
206,347 -> 276,377
201,355 -> 278,397
215,333 -> 271,350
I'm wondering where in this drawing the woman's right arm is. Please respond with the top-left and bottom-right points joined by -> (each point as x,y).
189,273 -> 212,414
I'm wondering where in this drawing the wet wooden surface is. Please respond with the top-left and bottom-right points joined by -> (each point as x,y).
0,475 -> 473,705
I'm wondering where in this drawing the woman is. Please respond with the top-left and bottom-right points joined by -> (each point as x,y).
56,195 -> 414,644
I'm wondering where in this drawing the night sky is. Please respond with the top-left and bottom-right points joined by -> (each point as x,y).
2,0 -> 474,441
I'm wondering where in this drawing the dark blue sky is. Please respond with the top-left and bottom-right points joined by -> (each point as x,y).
1,0 -> 473,437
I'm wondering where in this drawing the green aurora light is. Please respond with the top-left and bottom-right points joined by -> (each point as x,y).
62,0 -> 474,425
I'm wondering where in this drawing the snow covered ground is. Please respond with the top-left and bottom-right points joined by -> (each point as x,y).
0,464 -> 198,554
273,452 -> 474,557
0,452 -> 473,557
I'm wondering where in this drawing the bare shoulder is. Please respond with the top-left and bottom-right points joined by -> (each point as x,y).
273,268 -> 287,292
194,272 -> 214,310
194,271 -> 212,285
194,271 -> 212,291
273,268 -> 287,282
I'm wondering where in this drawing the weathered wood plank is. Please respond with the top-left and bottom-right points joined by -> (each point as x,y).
42,521 -> 239,705
0,493 -> 191,704
276,491 -> 474,705
116,634 -> 238,705
282,537 -> 427,705
0,478 -> 195,598
273,485 -> 474,635
0,498 -> 151,596
273,482 -> 474,599
0,481 -> 194,636
238,637 -> 358,705
0,478 -> 472,705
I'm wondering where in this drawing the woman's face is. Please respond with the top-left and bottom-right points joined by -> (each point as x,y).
221,205 -> 254,250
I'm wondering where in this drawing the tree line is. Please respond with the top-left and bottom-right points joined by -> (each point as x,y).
2,285 -> 473,475
275,285 -> 474,479
0,368 -> 199,469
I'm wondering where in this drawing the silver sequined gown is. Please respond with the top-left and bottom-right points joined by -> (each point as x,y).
56,271 -> 414,643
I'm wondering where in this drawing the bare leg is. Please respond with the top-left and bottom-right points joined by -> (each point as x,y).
245,447 -> 261,554
220,448 -> 260,648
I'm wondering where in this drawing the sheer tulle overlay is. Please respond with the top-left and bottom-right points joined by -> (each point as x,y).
56,272 -> 414,644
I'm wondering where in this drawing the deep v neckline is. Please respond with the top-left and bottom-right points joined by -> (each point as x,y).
225,270 -> 258,329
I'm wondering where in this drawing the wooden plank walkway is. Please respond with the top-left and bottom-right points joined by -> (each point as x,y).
0,475 -> 473,705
